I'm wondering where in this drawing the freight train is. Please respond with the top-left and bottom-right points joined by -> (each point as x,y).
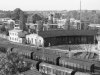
23,58 -> 91,75
0,46 -> 99,74
9,47 -> 100,73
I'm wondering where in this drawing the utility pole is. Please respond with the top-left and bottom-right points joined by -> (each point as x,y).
80,0 -> 82,30
42,39 -> 45,61
36,22 -> 39,50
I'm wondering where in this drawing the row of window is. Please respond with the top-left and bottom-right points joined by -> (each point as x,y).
9,32 -> 17,36
27,38 -> 41,45
39,66 -> 67,75
9,37 -> 21,43
60,60 -> 91,72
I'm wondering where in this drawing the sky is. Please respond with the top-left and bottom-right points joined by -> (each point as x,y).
0,0 -> 100,11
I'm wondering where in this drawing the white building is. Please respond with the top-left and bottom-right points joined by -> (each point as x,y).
26,33 -> 44,47
8,29 -> 26,43
57,19 -> 67,28
0,18 -> 15,24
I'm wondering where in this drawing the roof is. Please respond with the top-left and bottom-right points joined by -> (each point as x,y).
21,69 -> 42,75
23,58 -> 38,65
39,30 -> 97,38
9,29 -> 22,33
60,57 -> 94,67
39,62 -> 73,72
88,24 -> 100,27
18,31 -> 28,38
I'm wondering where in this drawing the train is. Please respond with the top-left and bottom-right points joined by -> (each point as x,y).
0,46 -> 100,74
23,58 -> 91,75
9,47 -> 100,74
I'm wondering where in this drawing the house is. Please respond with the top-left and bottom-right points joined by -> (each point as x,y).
26,33 -> 43,47
8,29 -> 27,43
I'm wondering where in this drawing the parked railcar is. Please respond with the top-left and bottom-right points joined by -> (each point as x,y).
32,51 -> 60,65
23,58 -> 39,69
12,48 -> 34,59
59,57 -> 94,73
72,57 -> 100,73
39,62 -> 75,75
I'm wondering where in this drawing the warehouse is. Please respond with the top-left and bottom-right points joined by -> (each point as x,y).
39,30 -> 97,47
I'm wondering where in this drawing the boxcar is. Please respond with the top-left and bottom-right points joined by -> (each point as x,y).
12,48 -> 34,59
39,62 -> 75,75
32,52 -> 59,65
23,58 -> 39,69
59,57 -> 94,72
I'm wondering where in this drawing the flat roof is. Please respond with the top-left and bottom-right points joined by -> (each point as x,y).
39,30 -> 97,38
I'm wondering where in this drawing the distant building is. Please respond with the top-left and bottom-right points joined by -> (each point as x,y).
26,33 -> 43,47
14,24 -> 20,30
8,29 -> 27,43
0,18 -> 15,30
88,24 -> 100,30
57,19 -> 67,28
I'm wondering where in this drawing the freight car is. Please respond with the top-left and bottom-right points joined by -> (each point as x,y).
32,51 -> 60,65
9,47 -> 100,73
59,57 -> 94,73
23,58 -> 91,75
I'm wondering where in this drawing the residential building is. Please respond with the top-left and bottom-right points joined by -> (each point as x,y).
26,33 -> 43,47
8,29 -> 27,43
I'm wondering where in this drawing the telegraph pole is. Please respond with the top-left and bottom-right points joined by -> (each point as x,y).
36,22 -> 39,50
80,0 -> 82,30
42,39 -> 45,62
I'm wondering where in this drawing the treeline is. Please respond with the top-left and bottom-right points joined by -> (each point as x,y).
1,9 -> 100,24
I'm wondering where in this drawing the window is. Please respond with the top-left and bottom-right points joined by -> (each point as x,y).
35,39 -> 37,45
32,38 -> 33,44
47,67 -> 51,74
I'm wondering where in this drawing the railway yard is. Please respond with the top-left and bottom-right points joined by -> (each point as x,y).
0,38 -> 100,75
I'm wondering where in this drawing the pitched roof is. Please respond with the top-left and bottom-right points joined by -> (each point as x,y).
39,30 -> 97,38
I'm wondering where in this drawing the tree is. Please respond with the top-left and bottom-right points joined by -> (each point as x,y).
12,8 -> 22,20
54,13 -> 62,19
32,14 -> 42,23
0,25 -> 6,33
0,53 -> 30,75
